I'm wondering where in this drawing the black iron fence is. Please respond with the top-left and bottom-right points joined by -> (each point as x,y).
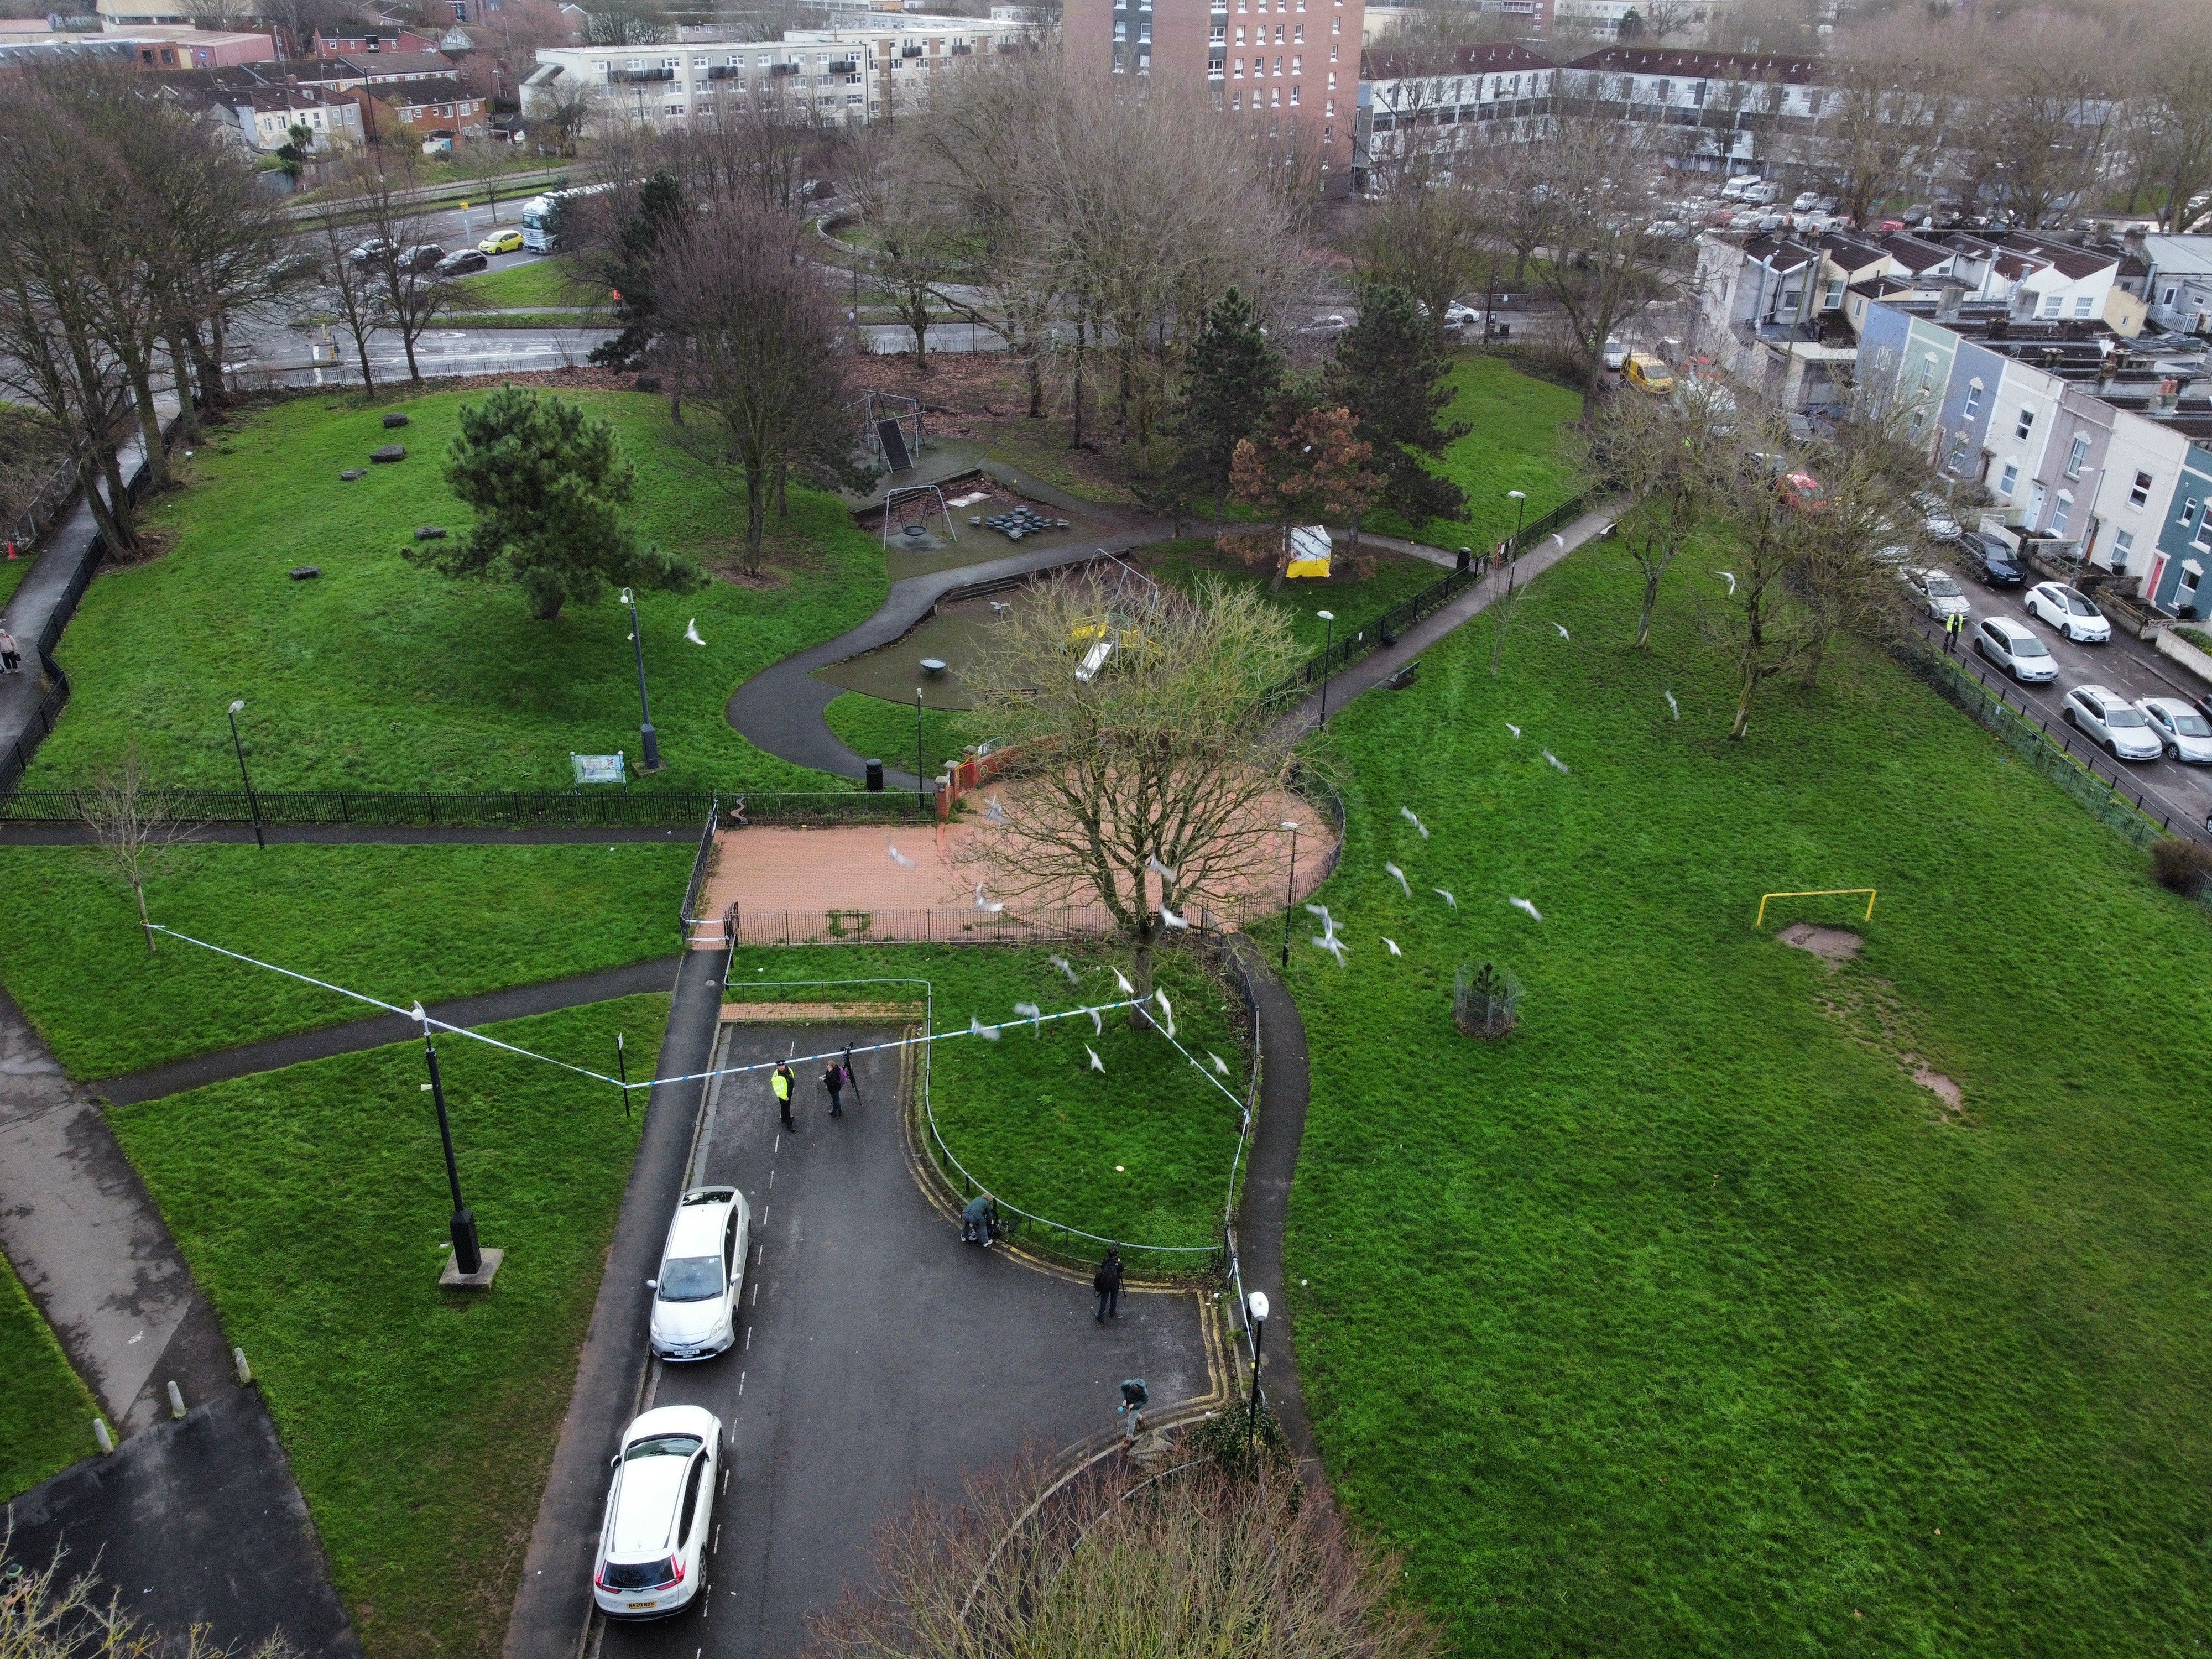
721,901 -> 1243,948
0,786 -> 936,828
1275,492 -> 1595,699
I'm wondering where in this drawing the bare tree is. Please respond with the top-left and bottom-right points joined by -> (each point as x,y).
808,1455 -> 1442,1659
1574,382 -> 1729,648
959,572 -> 1309,1001
1701,406 -> 1830,739
1809,13 -> 1968,226
1962,12 -> 2120,229
340,154 -> 456,383
81,751 -> 201,955
1355,183 -> 1491,333
2132,8 -> 2212,229
846,123 -> 963,370
300,194 -> 386,389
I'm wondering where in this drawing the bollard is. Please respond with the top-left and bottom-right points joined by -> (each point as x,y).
94,1418 -> 114,1454
233,1347 -> 253,1386
167,1380 -> 186,1420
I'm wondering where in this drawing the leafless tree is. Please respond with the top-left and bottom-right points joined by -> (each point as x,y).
1356,184 -> 1491,339
300,193 -> 387,389
1574,382 -> 1729,649
959,572 -> 1310,1001
536,79 -> 597,157
807,1454 -> 1442,1659
846,122 -> 963,370
81,750 -> 202,955
2130,7 -> 2212,229
1804,13 -> 1968,226
338,153 -> 456,383
1960,12 -> 2120,229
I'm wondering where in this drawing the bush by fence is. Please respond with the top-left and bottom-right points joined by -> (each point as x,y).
0,785 -> 935,829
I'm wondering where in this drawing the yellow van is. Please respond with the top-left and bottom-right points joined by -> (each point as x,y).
1625,353 -> 1674,395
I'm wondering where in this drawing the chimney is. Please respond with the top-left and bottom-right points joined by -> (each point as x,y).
1936,284 -> 1962,323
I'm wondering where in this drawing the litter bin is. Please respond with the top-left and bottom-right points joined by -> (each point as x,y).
865,758 -> 884,792
1457,546 -> 1472,573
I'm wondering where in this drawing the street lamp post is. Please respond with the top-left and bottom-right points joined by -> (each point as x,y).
1278,820 -> 1300,970
1506,489 -> 1528,588
621,588 -> 662,774
1314,609 -> 1335,730
915,687 -> 927,811
226,699 -> 264,850
421,1021 -> 483,1275
1245,1289 -> 1270,1463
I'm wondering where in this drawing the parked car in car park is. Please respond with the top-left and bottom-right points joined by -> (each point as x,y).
1791,191 -> 1821,212
1958,530 -> 2027,587
2137,696 -> 2212,762
2025,581 -> 2111,643
648,1185 -> 751,1361
2062,685 -> 2163,760
1973,615 -> 2056,681
1906,567 -> 1971,622
435,248 -> 488,276
344,238 -> 393,267
593,1406 -> 722,1621
1776,469 -> 1827,512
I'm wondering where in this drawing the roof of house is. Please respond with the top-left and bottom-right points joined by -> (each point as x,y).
1361,40 -> 1556,81
1880,234 -> 1953,274
1820,232 -> 1887,272
365,75 -> 471,106
2143,234 -> 2212,274
2002,232 -> 2115,283
1565,46 -> 1819,85
290,50 -> 461,81
1742,233 -> 1816,273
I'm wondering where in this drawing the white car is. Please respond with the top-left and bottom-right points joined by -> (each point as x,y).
2062,684 -> 2162,760
593,1406 -> 722,1620
1603,336 -> 1628,371
1908,567 -> 1971,622
1912,490 -> 1963,544
1972,615 -> 2056,682
1443,301 -> 1481,329
2025,581 -> 2111,643
1791,191 -> 1822,212
648,1185 -> 750,1361
2138,696 -> 2212,763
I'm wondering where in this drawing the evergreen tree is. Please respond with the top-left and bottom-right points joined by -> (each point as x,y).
588,169 -> 684,370
1323,284 -> 1470,539
419,387 -> 702,619
1175,288 -> 1282,529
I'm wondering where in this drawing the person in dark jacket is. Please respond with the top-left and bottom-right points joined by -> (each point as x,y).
823,1059 -> 846,1116
1093,1246 -> 1124,1321
961,1192 -> 998,1245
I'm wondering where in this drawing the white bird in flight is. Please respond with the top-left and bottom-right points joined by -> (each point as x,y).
1208,1051 -> 1231,1076
1400,806 -> 1430,839
1505,722 -> 1521,739
1088,1006 -> 1103,1035
1048,954 -> 1079,985
1433,888 -> 1457,909
886,842 -> 916,869
974,884 -> 1004,914
1384,862 -> 1411,898
1553,621 -> 1571,639
1113,967 -> 1135,995
1715,570 -> 1738,595
1013,1001 -> 1042,1030
1154,989 -> 1176,1039
984,796 -> 1009,825
1383,937 -> 1402,957
684,618 -> 706,646
969,1016 -> 1001,1041
1087,1045 -> 1106,1073
1510,896 -> 1543,922
1160,904 -> 1190,931
1146,853 -> 1179,886
1312,933 -> 1349,967
1665,689 -> 1679,721
1542,749 -> 1570,774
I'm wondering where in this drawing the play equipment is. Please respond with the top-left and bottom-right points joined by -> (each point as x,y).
1755,888 -> 1877,928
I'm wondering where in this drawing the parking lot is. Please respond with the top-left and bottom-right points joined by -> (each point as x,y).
594,1020 -> 1219,1659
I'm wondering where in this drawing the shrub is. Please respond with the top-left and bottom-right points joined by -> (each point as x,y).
2150,836 -> 2212,898
1454,961 -> 1520,1039
2171,624 -> 2212,654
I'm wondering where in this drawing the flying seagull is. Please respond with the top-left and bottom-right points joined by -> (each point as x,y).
1400,806 -> 1430,839
1434,888 -> 1457,909
886,842 -> 916,869
1542,749 -> 1570,774
985,796 -> 1009,825
1160,904 -> 1190,931
1553,621 -> 1571,639
1088,1007 -> 1103,1035
1146,853 -> 1180,886
684,618 -> 706,646
1013,1001 -> 1042,1031
1312,932 -> 1349,967
1715,570 -> 1738,595
1208,1051 -> 1231,1076
1510,896 -> 1543,922
1505,722 -> 1521,739
1113,967 -> 1135,996
1154,989 -> 1176,1039
1385,861 -> 1411,898
969,1016 -> 1001,1041
974,884 -> 1005,914
1048,954 -> 1080,985
1665,689 -> 1679,721
1383,937 -> 1402,957
1087,1045 -> 1106,1073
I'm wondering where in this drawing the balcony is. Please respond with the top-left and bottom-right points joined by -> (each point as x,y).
769,61 -> 798,74
901,44 -> 922,56
828,58 -> 854,71
706,63 -> 740,78
607,66 -> 673,81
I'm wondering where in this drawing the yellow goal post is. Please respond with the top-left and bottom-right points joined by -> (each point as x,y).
1756,888 -> 1876,929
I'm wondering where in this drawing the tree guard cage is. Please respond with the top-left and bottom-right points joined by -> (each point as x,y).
881,484 -> 957,550
852,391 -> 924,472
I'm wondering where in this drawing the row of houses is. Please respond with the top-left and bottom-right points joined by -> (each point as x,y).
135,49 -> 495,149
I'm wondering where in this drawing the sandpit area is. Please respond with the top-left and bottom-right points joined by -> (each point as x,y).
1776,922 -> 1863,963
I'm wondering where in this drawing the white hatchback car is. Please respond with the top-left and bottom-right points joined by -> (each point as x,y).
2138,696 -> 2212,763
648,1186 -> 751,1361
2025,581 -> 2111,643
1972,615 -> 2056,682
2062,685 -> 2162,761
593,1406 -> 722,1620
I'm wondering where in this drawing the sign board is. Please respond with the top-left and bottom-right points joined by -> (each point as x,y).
1285,524 -> 1332,580
571,752 -> 625,785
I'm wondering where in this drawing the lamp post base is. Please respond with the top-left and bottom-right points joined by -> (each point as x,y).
439,1246 -> 504,1290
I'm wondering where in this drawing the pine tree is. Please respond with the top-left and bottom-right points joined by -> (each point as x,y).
588,169 -> 685,371
1176,288 -> 1282,530
1323,285 -> 1469,542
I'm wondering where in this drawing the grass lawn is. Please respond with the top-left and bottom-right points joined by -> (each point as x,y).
1365,354 -> 1582,552
0,547 -> 32,608
724,942 -> 1248,1256
0,842 -> 689,1079
1144,539 -> 1451,654
110,994 -> 665,1659
1281,543 -> 2212,1653
27,388 -> 885,792
822,691 -> 976,779
450,256 -> 594,311
445,311 -> 598,329
0,1250 -> 99,1500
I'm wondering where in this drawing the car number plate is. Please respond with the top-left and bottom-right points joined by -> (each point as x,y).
627,1601 -> 656,1610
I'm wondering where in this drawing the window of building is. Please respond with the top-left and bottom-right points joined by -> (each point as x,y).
1290,81 -> 1300,101
1325,98 -> 1333,116
1209,51 -> 1224,72
1293,22 -> 1302,39
1331,13 -> 1339,30
1997,460 -> 2019,498
1290,53 -> 1299,72
1232,55 -> 1241,74
2051,491 -> 2072,535
1233,23 -> 1242,40
1326,69 -> 1334,86
2131,469 -> 2154,507
661,55 -> 677,67
627,57 -> 643,69
593,59 -> 608,71
665,101 -> 683,114
2066,433 -> 2089,477
1269,85 -> 1280,105
1138,18 -> 1150,39
693,55 -> 706,65
1822,279 -> 1843,310
2014,409 -> 2034,442
2041,293 -> 2062,317
1328,42 -> 1336,60
1210,23 -> 1223,41
1963,382 -> 1981,420
2162,285 -> 2177,305
2113,528 -> 2134,570
2074,295 -> 2094,318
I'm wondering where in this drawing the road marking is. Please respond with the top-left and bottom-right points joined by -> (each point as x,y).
768,1168 -> 774,1189
738,1369 -> 744,1396
713,1524 -> 720,1554
745,1326 -> 752,1351
750,1280 -> 759,1306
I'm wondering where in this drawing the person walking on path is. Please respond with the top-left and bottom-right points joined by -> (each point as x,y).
773,1061 -> 796,1129
822,1058 -> 846,1117
1944,612 -> 1961,654
1093,1246 -> 1124,1322
0,623 -> 19,675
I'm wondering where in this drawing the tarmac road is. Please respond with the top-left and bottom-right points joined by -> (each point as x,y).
1940,561 -> 2212,838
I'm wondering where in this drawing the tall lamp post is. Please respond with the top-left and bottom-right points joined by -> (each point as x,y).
1244,1289 -> 1270,1463
1314,609 -> 1335,730
1505,489 -> 1527,588
915,687 -> 927,811
621,588 -> 662,774
226,699 -> 264,850
1277,820 -> 1300,969
418,1011 -> 483,1276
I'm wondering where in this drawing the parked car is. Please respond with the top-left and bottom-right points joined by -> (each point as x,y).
435,248 -> 489,276
2025,581 -> 2111,643
1973,615 -> 2056,681
1603,336 -> 1629,371
1624,353 -> 1673,394
593,1406 -> 722,1620
2062,684 -> 2162,760
479,227 -> 524,255
2137,696 -> 2212,762
648,1185 -> 750,1361
1906,567 -> 1971,622
395,243 -> 446,272
1443,301 -> 1481,329
1776,469 -> 1827,513
1958,529 -> 2026,586
1913,490 -> 1964,544
1791,190 -> 1821,212
344,238 -> 393,267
